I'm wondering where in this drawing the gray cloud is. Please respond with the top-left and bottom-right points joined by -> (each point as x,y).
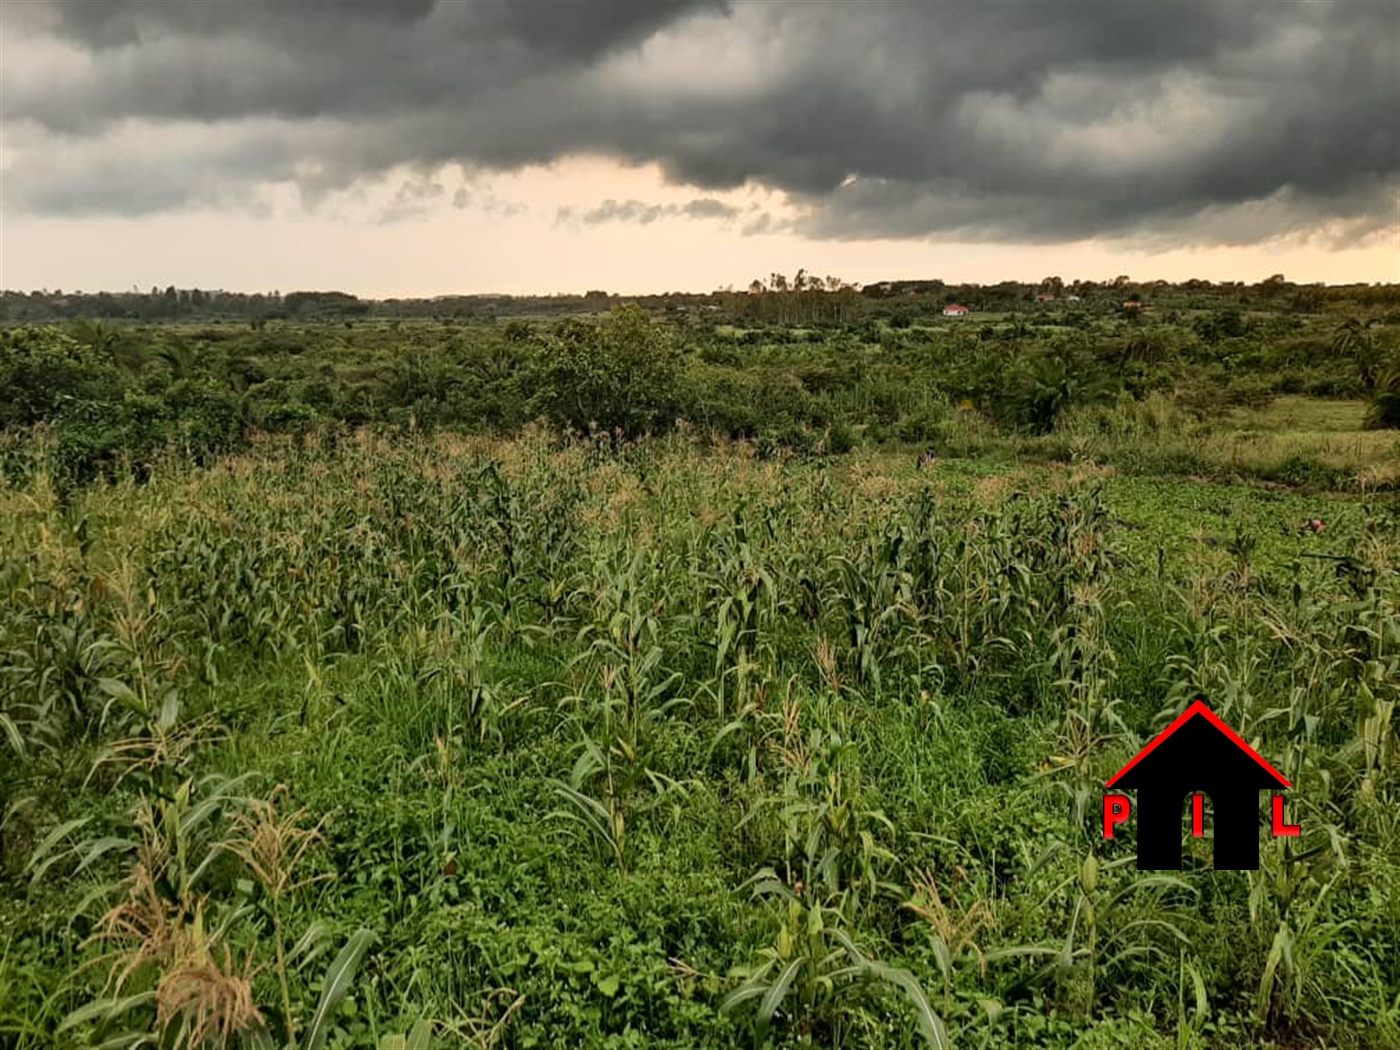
43,1 -> 440,50
2,0 -> 1396,246
558,197 -> 742,227
376,174 -> 444,223
449,180 -> 528,221
741,213 -> 783,237
578,199 -> 668,226
681,198 -> 740,221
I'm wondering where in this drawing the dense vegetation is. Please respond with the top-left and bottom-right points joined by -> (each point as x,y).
2,282 -> 1398,1048
3,279 -> 1399,493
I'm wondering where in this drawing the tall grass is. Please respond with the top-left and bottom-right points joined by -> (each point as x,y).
2,429 -> 1396,1048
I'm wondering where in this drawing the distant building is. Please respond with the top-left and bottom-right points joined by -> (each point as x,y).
942,304 -> 970,317
1035,293 -> 1057,302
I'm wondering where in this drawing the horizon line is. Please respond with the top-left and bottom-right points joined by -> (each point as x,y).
7,276 -> 1400,302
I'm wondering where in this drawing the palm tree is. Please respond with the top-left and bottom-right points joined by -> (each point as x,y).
1364,368 -> 1400,430
1331,318 -> 1386,390
68,319 -> 148,375
1115,334 -> 1173,376
154,343 -> 199,380
1330,317 -> 1371,357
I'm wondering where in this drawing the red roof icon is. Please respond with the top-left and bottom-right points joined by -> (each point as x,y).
1106,700 -> 1290,789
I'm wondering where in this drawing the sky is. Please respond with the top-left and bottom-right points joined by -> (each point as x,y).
1,0 -> 1398,296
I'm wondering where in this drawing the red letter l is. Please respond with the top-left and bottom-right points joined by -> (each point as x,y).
1271,795 -> 1300,837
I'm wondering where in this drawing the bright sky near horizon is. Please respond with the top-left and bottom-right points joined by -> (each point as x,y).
2,0 -> 1397,296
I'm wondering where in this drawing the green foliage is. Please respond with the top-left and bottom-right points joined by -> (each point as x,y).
995,349 -> 1118,434
5,287 -> 1397,487
2,289 -> 1400,1047
1365,368 -> 1400,430
536,305 -> 683,438
0,327 -> 128,428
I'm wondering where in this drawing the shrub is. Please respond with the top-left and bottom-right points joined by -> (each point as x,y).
824,420 -> 857,454
1364,370 -> 1400,430
0,326 -> 128,428
894,409 -> 949,445
534,305 -> 683,437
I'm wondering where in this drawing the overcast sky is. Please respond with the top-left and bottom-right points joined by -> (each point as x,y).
2,0 -> 1397,295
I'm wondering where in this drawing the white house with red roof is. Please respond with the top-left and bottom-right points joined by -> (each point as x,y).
942,304 -> 970,317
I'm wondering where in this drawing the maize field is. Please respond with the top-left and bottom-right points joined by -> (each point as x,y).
2,429 -> 1397,1048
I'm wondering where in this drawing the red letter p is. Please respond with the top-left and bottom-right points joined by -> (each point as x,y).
1103,794 -> 1131,839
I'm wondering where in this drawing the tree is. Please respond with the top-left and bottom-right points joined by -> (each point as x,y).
1114,333 -> 1173,376
535,305 -> 682,438
68,319 -> 147,375
1331,318 -> 1389,390
0,327 -> 125,427
154,343 -> 200,380
1000,347 -> 1115,434
1364,368 -> 1400,430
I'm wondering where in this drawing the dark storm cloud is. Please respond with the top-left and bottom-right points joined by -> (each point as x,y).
3,0 -> 1396,245
46,0 -> 439,49
39,0 -> 704,58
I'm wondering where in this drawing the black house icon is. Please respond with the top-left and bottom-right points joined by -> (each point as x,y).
1106,701 -> 1290,870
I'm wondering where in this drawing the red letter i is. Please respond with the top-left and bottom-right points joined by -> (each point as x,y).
1191,793 -> 1204,837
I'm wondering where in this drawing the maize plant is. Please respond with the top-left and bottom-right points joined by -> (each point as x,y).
1,421 -> 1396,1050
722,886 -> 947,1049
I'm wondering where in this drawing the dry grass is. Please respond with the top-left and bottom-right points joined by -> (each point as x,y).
971,472 -> 1022,507
903,866 -> 998,976
155,941 -> 264,1050
1216,428 -> 1399,474
848,464 -> 902,502
224,786 -> 329,903
84,805 -> 267,1049
812,637 -> 842,694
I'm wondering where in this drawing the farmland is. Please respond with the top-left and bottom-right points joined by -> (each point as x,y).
2,283 -> 1399,1048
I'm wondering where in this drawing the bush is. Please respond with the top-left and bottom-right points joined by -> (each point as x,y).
893,404 -> 952,444
165,379 -> 244,461
0,326 -> 128,428
1364,371 -> 1400,430
824,421 -> 857,454
1266,455 -> 1354,490
260,401 -> 318,432
682,364 -> 820,441
535,305 -> 683,438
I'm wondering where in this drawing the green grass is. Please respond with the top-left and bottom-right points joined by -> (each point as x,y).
1224,397 -> 1368,432
2,430 -> 1398,1049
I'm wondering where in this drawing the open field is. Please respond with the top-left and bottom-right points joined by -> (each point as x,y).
3,427 -> 1398,1049
5,0 -> 1398,1039
2,285 -> 1399,1047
